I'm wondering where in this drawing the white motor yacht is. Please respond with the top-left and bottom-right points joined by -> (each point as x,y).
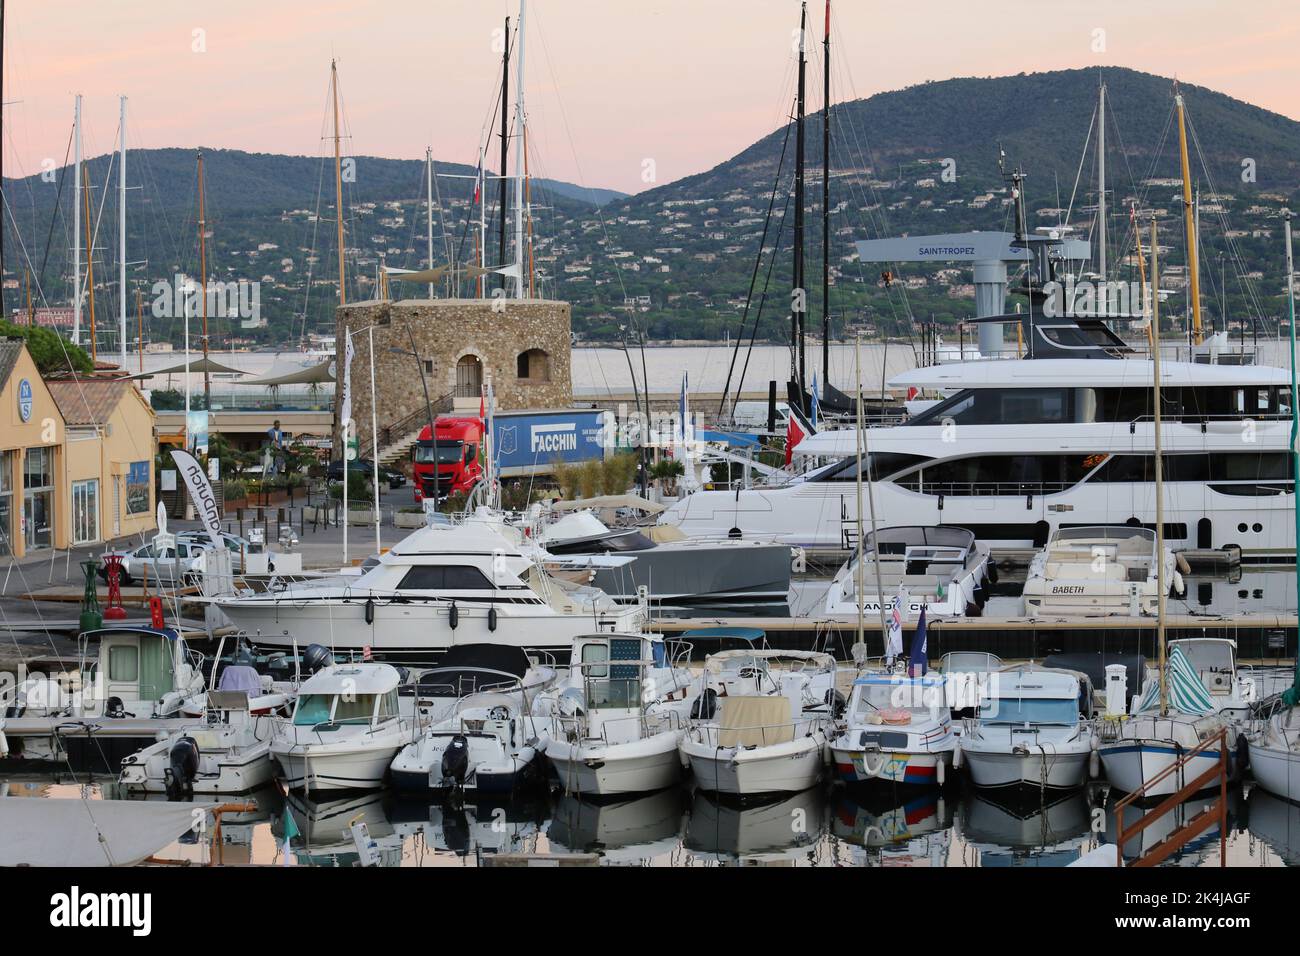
271,663 -> 418,792
680,649 -> 838,797
538,633 -> 696,797
1022,525 -> 1184,618
212,511 -> 644,660
960,665 -> 1097,792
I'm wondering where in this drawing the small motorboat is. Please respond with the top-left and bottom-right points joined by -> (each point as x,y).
390,688 -> 547,794
680,650 -> 839,797
959,664 -> 1097,792
829,670 -> 957,787
270,662 -> 419,792
538,633 -> 696,797
119,689 -> 277,797
824,526 -> 993,620
1021,525 -> 1184,618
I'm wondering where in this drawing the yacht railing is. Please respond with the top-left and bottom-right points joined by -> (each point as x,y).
551,708 -> 683,746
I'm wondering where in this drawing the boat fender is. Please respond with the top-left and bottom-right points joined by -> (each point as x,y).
365,598 -> 375,625
936,758 -> 946,787
1235,734 -> 1250,773
1089,749 -> 1100,780
1170,570 -> 1186,599
488,607 -> 498,632
952,740 -> 963,770
165,736 -> 200,801
1175,552 -> 1192,576
449,602 -> 459,630
986,561 -> 999,586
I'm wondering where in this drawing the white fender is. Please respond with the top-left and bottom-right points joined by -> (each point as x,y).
952,739 -> 963,770
936,757 -> 946,787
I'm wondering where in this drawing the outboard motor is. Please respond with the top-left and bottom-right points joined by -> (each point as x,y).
824,688 -> 847,720
441,734 -> 470,788
302,644 -> 335,676
165,736 -> 201,801
690,687 -> 718,721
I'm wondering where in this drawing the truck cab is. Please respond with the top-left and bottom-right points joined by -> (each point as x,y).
413,416 -> 484,503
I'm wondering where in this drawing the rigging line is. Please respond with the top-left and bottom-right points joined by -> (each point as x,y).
733,175 -> 795,417
1,188 -> 53,310
34,123 -> 74,296
1062,102 -> 1096,233
718,108 -> 795,417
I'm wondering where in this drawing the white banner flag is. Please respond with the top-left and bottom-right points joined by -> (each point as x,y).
339,334 -> 356,433
885,586 -> 908,660
170,449 -> 222,547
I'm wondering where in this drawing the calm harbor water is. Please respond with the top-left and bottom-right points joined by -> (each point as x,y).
2,775 -> 1294,867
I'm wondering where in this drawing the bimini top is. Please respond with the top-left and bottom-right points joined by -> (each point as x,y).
864,525 -> 975,554
299,662 -> 402,696
990,665 -> 1081,700
408,644 -> 532,698
888,357 -> 1289,391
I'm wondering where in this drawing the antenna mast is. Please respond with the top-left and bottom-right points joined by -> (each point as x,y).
332,60 -> 347,306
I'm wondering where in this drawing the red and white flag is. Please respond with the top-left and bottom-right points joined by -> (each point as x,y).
785,414 -> 806,466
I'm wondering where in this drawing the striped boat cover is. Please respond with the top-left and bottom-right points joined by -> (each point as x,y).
1135,645 -> 1215,715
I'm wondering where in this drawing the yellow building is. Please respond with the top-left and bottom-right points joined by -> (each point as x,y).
0,338 -> 157,557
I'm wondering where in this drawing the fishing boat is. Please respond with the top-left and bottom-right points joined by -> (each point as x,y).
390,687 -> 547,794
118,689 -> 276,797
1,625 -> 207,770
823,525 -> 992,619
538,633 -> 695,796
1021,525 -> 1183,618
829,670 -> 957,787
959,665 -> 1097,792
270,662 -> 418,792
679,649 -> 838,797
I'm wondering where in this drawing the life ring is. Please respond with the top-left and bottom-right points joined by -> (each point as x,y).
880,709 -> 911,725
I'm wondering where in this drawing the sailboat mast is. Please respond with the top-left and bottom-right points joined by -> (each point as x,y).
792,2 -> 807,391
425,147 -> 435,299
821,0 -> 830,391
82,163 -> 96,363
1284,211 -> 1298,680
1151,214 -> 1168,715
73,94 -> 82,345
499,16 -> 510,293
136,285 -> 143,377
119,95 -> 128,369
1097,82 -> 1106,285
198,152 -> 210,410
331,60 -> 347,307
1175,90 -> 1203,344
513,0 -> 527,299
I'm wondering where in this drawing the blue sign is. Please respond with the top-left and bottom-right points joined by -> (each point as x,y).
494,411 -> 608,470
17,379 -> 32,422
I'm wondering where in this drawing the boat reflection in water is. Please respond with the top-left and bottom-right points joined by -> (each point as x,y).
1102,787 -> 1241,866
283,790 -> 405,867
546,788 -> 687,863
1244,786 -> 1300,865
684,786 -> 825,865
830,787 -> 953,866
389,795 -> 547,861
957,787 -> 1094,867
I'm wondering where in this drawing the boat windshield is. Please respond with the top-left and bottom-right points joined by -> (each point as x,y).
586,678 -> 641,710
855,680 -> 940,715
293,694 -> 333,726
1175,641 -> 1235,674
980,697 -> 1077,726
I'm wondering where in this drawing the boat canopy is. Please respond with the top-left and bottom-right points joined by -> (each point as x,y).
864,525 -> 975,554
1135,645 -> 1215,716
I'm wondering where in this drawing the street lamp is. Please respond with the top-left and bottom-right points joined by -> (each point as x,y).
390,326 -> 438,510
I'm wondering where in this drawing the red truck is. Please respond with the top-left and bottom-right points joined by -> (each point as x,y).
412,416 -> 484,503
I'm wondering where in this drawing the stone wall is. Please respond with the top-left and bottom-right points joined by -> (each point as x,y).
335,297 -> 572,451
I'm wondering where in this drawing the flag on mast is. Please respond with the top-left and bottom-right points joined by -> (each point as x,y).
909,607 -> 928,677
886,586 -> 907,660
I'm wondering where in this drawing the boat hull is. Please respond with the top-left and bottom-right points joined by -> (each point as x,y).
1248,740 -> 1300,802
1100,741 -> 1230,798
683,736 -> 825,797
273,743 -> 403,792
545,733 -> 683,797
963,747 -> 1091,791
830,745 -> 951,787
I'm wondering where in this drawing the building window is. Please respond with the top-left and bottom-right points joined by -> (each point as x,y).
516,348 -> 550,382
455,354 -> 483,398
23,446 -> 53,552
424,360 -> 434,375
72,479 -> 99,545
0,450 -> 12,557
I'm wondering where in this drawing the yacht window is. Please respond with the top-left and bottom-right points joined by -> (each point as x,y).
1095,452 -> 1291,483
816,453 -> 929,482
979,697 -> 1077,726
292,694 -> 333,726
334,693 -> 378,724
376,689 -> 400,720
581,643 -> 609,678
108,646 -> 139,682
397,565 -> 494,590
587,678 -> 640,709
897,454 -> 1101,494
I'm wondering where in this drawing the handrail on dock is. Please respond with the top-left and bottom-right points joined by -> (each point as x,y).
1113,727 -> 1228,868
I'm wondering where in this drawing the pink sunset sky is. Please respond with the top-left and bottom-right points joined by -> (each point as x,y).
4,0 -> 1298,195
